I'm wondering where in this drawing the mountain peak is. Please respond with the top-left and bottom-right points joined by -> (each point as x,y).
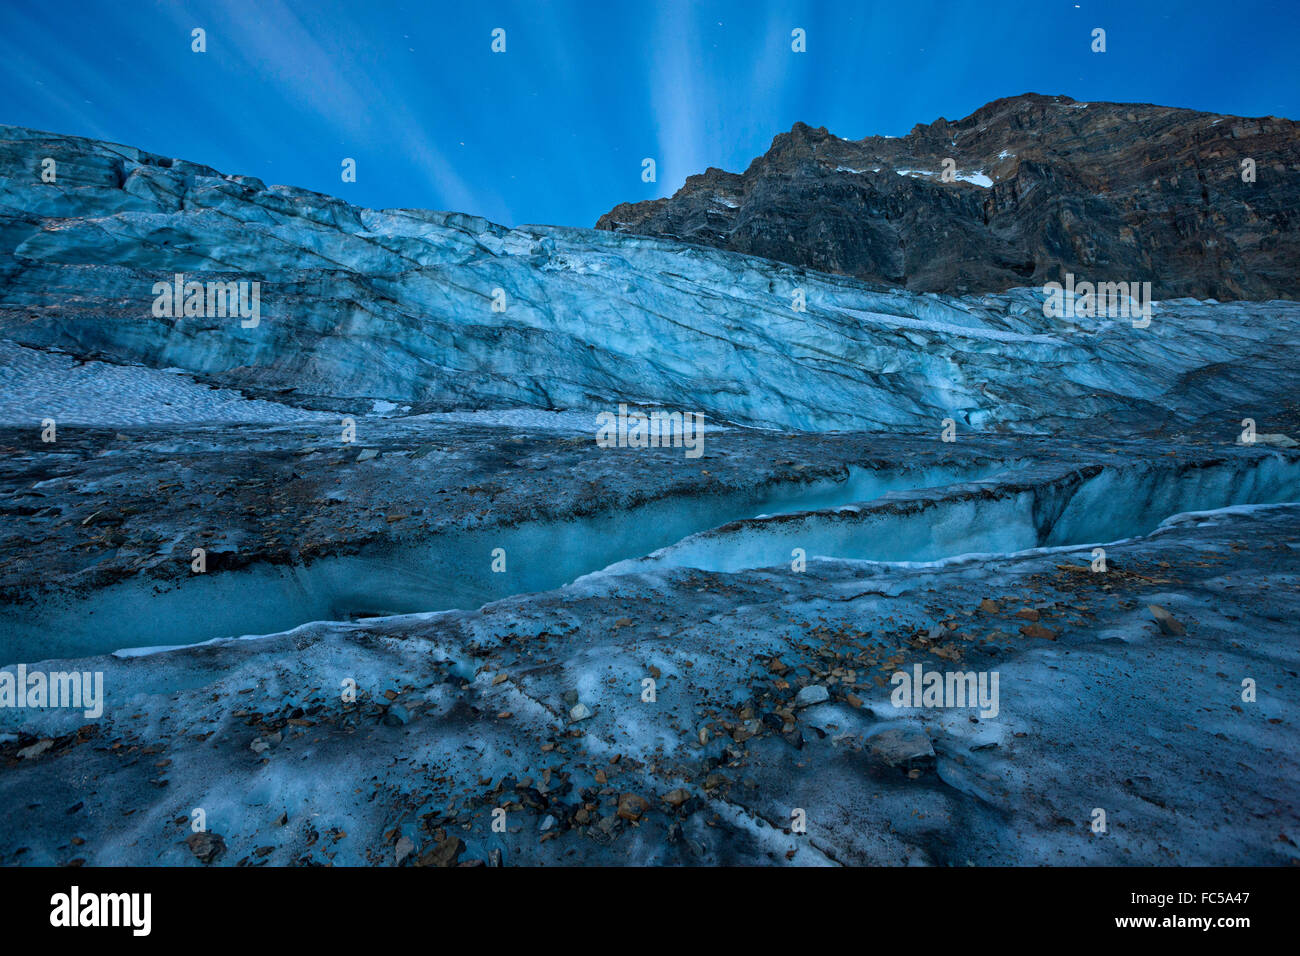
595,95 -> 1300,300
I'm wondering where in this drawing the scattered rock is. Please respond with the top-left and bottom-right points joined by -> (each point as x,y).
569,702 -> 592,721
794,684 -> 829,708
17,739 -> 53,760
249,731 -> 282,753
1019,623 -> 1057,640
616,793 -> 650,821
869,727 -> 935,770
420,836 -> 464,867
185,831 -> 226,864
1148,604 -> 1187,636
394,835 -> 415,865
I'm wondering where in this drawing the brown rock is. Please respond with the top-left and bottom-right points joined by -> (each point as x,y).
185,831 -> 226,864
1148,604 -> 1187,636
1019,623 -> 1058,640
616,793 -> 650,821
420,836 -> 465,867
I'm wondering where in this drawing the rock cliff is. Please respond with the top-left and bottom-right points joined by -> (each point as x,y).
597,93 -> 1300,300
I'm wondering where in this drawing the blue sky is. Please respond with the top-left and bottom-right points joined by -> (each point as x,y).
2,0 -> 1297,227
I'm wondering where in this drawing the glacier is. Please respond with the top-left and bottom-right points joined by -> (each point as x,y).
2,125 -> 1299,436
1,126 -> 1298,867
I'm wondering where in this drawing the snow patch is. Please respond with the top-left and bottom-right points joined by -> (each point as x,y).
0,339 -> 333,426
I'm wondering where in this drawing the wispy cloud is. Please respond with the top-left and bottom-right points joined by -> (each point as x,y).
148,0 -> 497,219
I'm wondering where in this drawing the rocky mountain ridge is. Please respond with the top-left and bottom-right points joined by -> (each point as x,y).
596,93 -> 1300,300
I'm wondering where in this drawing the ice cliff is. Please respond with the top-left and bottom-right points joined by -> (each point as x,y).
2,124 -> 1298,437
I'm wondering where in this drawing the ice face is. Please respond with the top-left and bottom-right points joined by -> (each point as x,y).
606,452 -> 1300,575
2,126 -> 1298,436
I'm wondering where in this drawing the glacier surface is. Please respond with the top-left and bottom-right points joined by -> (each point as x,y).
0,126 -> 1298,868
